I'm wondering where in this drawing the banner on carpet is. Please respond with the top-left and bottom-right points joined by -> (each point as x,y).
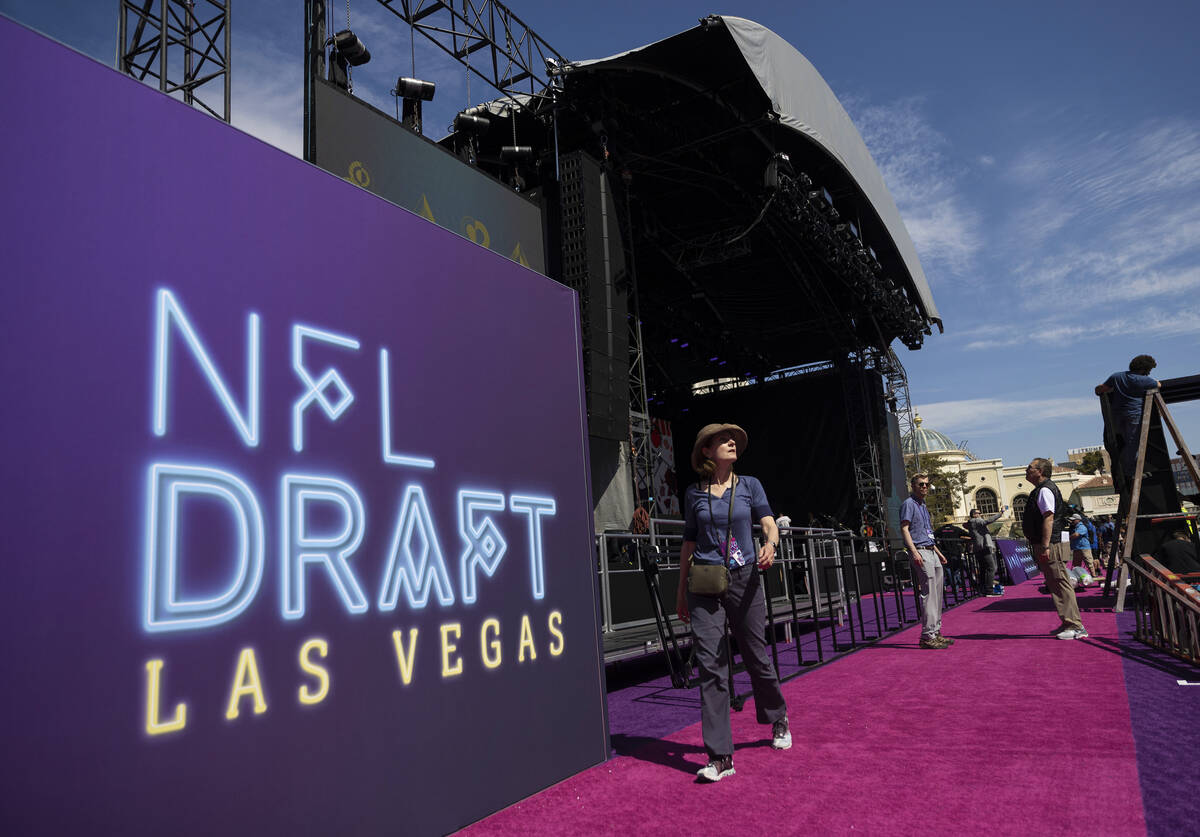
997,539 -> 1038,584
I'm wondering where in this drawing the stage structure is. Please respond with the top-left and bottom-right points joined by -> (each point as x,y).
450,14 -> 941,540
296,4 -> 940,545
119,0 -> 230,121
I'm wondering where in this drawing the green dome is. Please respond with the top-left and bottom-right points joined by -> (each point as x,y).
902,415 -> 962,456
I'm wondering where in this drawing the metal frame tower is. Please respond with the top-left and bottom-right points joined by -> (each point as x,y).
119,0 -> 231,121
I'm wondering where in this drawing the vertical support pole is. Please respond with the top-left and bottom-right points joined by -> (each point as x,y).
303,0 -> 326,162
224,0 -> 232,122
159,0 -> 168,97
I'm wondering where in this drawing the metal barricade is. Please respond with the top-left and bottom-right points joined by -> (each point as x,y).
595,521 -> 985,686
1125,555 -> 1200,665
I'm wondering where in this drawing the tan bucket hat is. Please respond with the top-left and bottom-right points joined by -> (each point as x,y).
690,423 -> 749,473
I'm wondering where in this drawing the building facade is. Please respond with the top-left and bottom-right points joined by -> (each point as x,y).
903,416 -> 1093,532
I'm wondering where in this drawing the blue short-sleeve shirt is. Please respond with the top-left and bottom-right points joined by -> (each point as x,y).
683,475 -> 773,565
899,495 -> 935,547
1103,371 -> 1158,421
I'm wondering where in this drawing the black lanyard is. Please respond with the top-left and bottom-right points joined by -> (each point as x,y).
706,475 -> 738,567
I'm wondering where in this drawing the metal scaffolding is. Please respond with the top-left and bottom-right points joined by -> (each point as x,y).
118,0 -> 231,121
840,346 -> 916,543
374,0 -> 566,110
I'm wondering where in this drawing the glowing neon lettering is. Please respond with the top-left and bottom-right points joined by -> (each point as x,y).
440,623 -> 463,677
378,485 -> 455,610
144,659 -> 187,735
458,490 -> 507,604
391,628 -> 419,685
225,647 -> 268,719
291,325 -> 360,453
153,288 -> 260,446
281,475 -> 368,619
379,349 -> 435,469
298,638 -> 330,705
509,494 -> 556,600
518,614 -> 537,662
144,464 -> 265,633
548,610 -> 564,656
481,618 -> 502,668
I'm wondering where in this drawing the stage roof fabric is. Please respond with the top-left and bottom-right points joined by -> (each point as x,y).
572,15 -> 938,325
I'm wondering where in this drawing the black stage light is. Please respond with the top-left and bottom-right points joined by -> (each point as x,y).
395,77 -> 436,101
500,145 -> 533,161
835,222 -> 860,241
393,77 -> 436,134
763,152 -> 793,191
454,112 -> 490,133
807,186 -> 833,208
332,30 -> 371,66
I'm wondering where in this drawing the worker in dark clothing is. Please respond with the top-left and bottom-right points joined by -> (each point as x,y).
1153,530 -> 1200,576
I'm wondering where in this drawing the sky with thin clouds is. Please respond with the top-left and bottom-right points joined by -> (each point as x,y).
4,0 -> 1198,467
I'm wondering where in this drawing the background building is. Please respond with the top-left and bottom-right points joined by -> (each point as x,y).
902,415 -> 1093,532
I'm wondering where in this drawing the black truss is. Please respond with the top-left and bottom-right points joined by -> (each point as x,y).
375,0 -> 566,110
119,0 -> 231,121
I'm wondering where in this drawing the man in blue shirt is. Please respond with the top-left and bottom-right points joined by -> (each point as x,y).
1096,354 -> 1158,482
1083,515 -> 1100,575
900,473 -> 952,649
1068,515 -> 1094,584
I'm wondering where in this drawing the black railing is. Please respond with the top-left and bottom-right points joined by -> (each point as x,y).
597,523 -> 984,686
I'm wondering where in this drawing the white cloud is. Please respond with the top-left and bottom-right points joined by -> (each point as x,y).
915,396 -> 1097,438
230,34 -> 303,156
978,155 -> 995,167
845,96 -> 983,277
973,116 -> 1200,348
960,305 -> 1200,351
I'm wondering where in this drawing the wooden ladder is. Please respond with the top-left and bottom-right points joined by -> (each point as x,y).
1112,389 -> 1200,611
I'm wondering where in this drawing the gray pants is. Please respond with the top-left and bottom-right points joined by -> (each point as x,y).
688,563 -> 787,759
912,547 -> 943,639
976,546 -> 998,592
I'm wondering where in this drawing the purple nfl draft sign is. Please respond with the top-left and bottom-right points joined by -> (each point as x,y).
0,17 -> 606,836
996,539 -> 1038,584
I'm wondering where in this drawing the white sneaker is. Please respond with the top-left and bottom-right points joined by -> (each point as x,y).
697,756 -> 735,782
772,717 -> 792,750
1056,627 -> 1088,640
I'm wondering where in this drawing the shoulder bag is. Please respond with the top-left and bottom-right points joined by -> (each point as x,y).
687,475 -> 737,596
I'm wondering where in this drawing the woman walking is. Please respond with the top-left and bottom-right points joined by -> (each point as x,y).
675,423 -> 791,782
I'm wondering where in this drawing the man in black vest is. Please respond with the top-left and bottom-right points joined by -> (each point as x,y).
1021,459 -> 1087,639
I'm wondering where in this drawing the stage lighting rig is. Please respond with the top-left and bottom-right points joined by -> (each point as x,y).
454,112 -> 490,133
332,30 -> 371,65
452,111 -> 491,164
500,145 -> 534,191
393,76 -> 436,135
396,76 -> 436,100
328,30 -> 370,91
808,186 -> 833,210
763,152 -> 794,192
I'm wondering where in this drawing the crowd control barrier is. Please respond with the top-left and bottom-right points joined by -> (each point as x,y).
596,522 -> 984,686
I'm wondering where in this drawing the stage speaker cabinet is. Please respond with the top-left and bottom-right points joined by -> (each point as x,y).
559,151 -> 630,442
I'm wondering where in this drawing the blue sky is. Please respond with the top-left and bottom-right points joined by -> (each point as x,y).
5,0 -> 1198,467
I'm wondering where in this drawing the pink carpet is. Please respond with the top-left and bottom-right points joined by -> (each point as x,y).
460,582 -> 1146,836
